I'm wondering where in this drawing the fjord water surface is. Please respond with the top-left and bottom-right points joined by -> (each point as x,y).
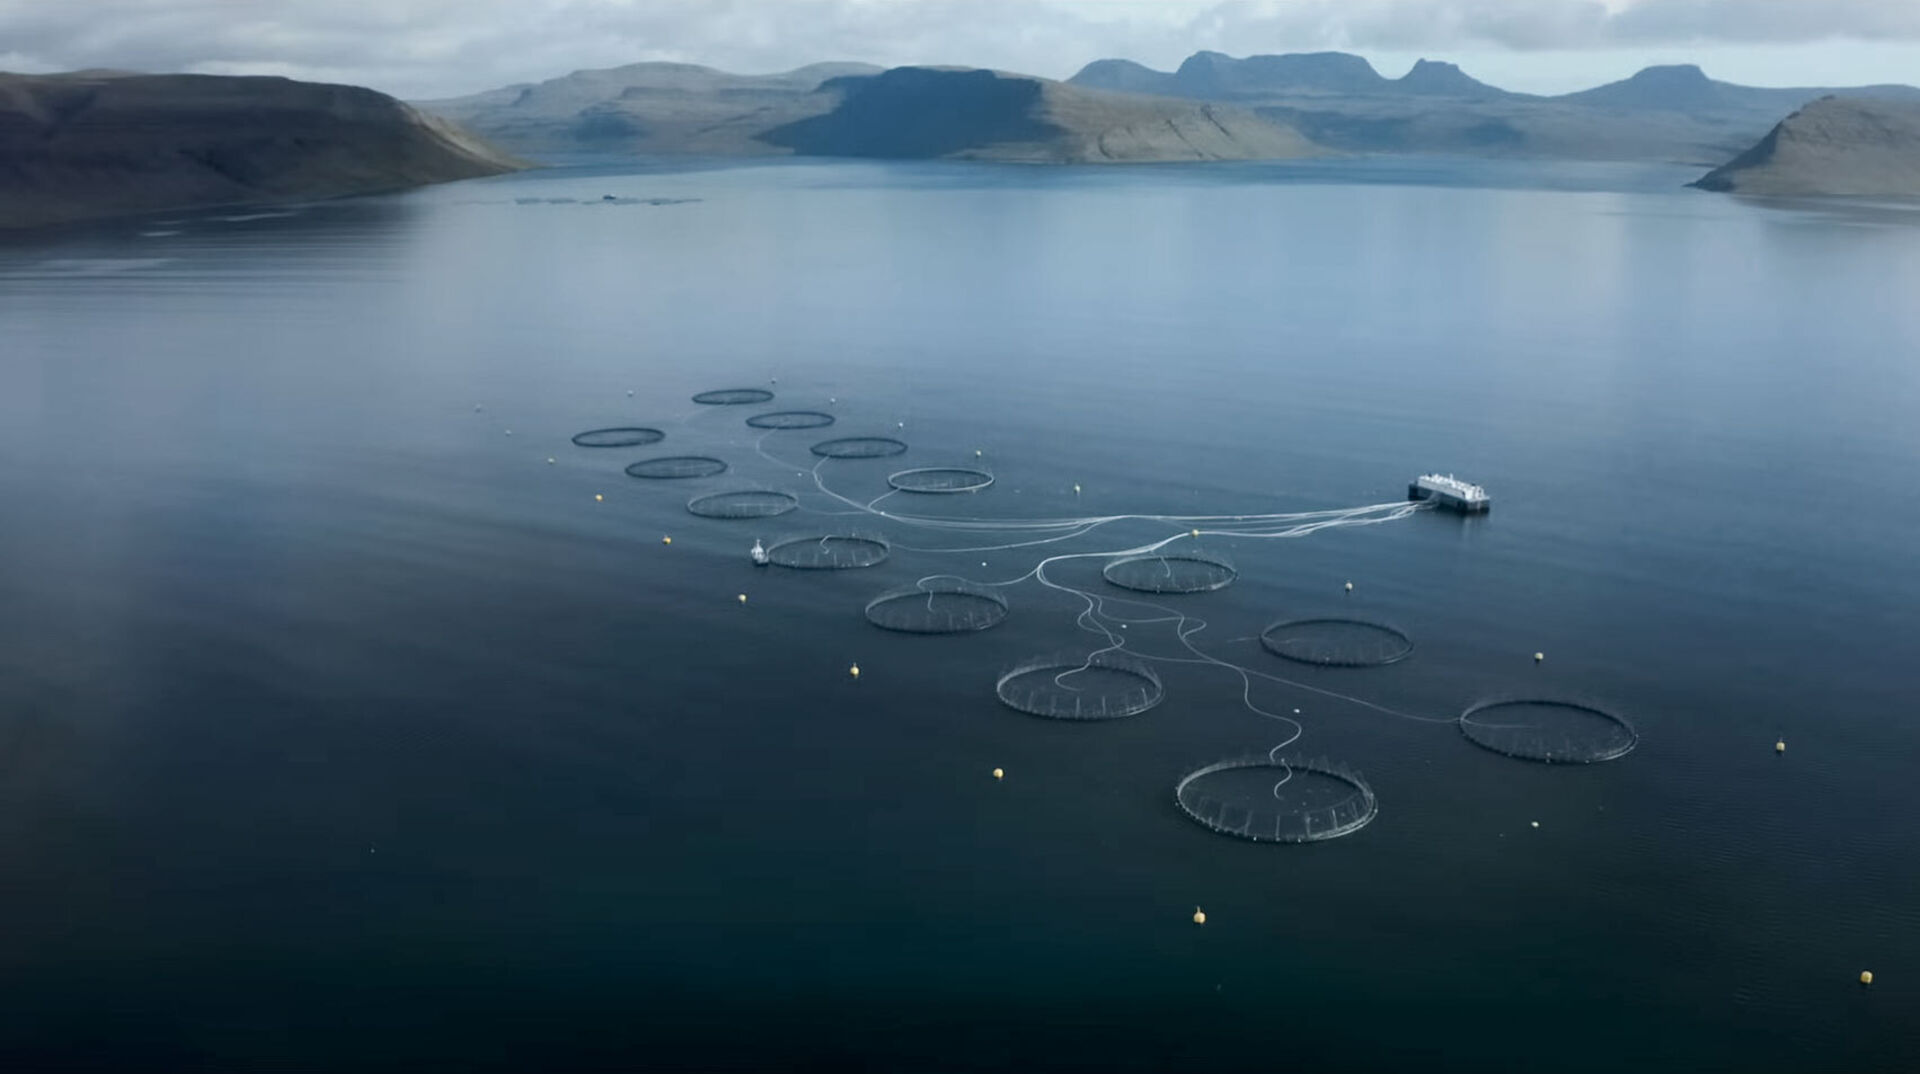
2,158 -> 1917,1071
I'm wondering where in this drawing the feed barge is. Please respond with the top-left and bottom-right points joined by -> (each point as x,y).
1408,473 -> 1490,513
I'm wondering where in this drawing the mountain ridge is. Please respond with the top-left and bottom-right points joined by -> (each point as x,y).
0,71 -> 521,229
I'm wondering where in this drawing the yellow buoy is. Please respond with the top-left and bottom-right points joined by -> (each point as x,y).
849,664 -> 860,679
737,594 -> 747,604
1534,652 -> 1545,663
1192,907 -> 1206,925
1191,529 -> 1200,537
1776,739 -> 1786,753
594,493 -> 604,502
1861,970 -> 1874,985
992,767 -> 1004,780
662,536 -> 672,545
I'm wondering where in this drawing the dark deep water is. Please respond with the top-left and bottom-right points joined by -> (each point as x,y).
2,158 -> 1918,1072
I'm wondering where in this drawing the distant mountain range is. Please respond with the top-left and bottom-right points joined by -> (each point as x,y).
0,72 -> 522,229
420,51 -> 1920,170
424,62 -> 1317,163
1068,53 -> 1920,164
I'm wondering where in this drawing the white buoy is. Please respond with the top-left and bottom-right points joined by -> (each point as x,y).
1530,821 -> 1540,829
849,664 -> 861,679
737,594 -> 747,604
1073,484 -> 1081,494
594,493 -> 604,502
504,429 -> 512,436
1191,529 -> 1200,537
975,449 -> 983,458
662,536 -> 672,545
992,767 -> 1004,781
1192,907 -> 1206,926
546,457 -> 555,465
1344,581 -> 1353,592
627,389 -> 634,397
1534,652 -> 1545,663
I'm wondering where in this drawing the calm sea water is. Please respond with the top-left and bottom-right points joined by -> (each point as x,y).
3,158 -> 1918,1071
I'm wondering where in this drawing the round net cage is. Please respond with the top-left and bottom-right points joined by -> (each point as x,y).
995,652 -> 1164,721
1457,699 -> 1639,764
571,427 -> 665,448
1260,618 -> 1414,668
1175,756 -> 1378,843
693,388 -> 775,406
686,489 -> 800,519
810,436 -> 909,459
864,580 -> 1009,634
746,410 -> 836,430
887,467 -> 995,494
1102,550 -> 1237,594
624,455 -> 729,480
764,534 -> 891,570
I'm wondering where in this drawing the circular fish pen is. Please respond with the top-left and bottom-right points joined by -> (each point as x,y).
1260,618 -> 1414,668
686,489 -> 800,519
995,652 -> 1164,721
1102,550 -> 1236,594
1457,699 -> 1639,764
746,410 -> 835,430
570,427 -> 665,448
624,455 -> 729,480
1175,756 -> 1378,843
763,534 -> 891,570
887,467 -> 995,494
864,580 -> 1008,634
693,388 -> 775,406
811,436 -> 908,459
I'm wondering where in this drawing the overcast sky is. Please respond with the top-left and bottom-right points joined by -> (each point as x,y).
2,0 -> 1917,100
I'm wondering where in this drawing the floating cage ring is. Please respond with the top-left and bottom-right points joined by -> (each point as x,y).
693,388 -> 775,406
623,455 -> 729,480
887,467 -> 995,494
864,579 -> 1009,634
1102,550 -> 1237,595
746,410 -> 836,430
994,651 -> 1164,721
571,426 -> 665,448
1174,755 -> 1379,844
686,489 -> 800,519
1260,618 -> 1414,668
1457,698 -> 1639,765
763,534 -> 892,570
810,436 -> 909,459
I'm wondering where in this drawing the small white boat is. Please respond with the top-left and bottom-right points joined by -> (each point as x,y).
750,539 -> 769,566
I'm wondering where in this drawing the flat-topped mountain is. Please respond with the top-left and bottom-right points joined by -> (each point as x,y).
0,71 -> 519,229
1692,96 -> 1920,196
418,61 -> 884,155
761,67 -> 1317,163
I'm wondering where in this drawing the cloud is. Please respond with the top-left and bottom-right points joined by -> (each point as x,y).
1,0 -> 1917,98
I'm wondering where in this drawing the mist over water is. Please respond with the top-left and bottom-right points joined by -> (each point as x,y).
2,157 -> 1918,1071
